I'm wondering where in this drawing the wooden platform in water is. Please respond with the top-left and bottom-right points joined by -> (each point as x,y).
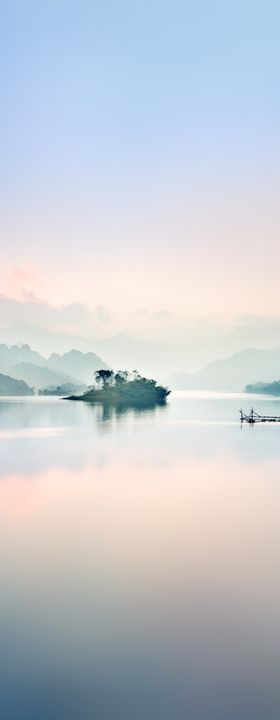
240,408 -> 280,424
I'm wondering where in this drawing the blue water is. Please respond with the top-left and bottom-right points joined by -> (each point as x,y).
0,392 -> 280,719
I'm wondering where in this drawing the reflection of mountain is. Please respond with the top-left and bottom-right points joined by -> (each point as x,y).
0,344 -> 108,391
170,347 -> 280,392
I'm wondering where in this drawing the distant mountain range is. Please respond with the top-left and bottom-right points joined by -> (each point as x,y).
47,349 -> 109,382
3,318 -> 280,381
0,344 -> 108,391
2,340 -> 280,395
170,347 -> 280,392
0,323 -> 95,356
0,327 -> 175,378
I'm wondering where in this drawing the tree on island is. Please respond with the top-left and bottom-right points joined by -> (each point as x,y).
94,369 -> 114,388
114,370 -> 128,385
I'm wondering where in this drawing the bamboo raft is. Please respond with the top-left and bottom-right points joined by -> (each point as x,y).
240,407 -> 280,424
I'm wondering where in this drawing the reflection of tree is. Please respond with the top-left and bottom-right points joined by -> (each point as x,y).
90,400 -> 167,425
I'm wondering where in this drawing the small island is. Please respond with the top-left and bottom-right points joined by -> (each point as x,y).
65,369 -> 171,408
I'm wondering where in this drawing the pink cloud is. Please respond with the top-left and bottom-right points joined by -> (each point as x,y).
0,263 -> 41,302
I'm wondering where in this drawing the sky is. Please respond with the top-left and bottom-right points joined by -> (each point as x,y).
1,0 -> 280,341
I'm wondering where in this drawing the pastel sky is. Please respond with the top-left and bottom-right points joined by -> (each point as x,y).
1,0 -> 280,325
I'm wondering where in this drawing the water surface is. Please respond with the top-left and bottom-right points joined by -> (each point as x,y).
1,392 -> 280,719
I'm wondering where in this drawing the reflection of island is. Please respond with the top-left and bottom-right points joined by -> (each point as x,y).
65,369 -> 171,411
93,400 -> 167,423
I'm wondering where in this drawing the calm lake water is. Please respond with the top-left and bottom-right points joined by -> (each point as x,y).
1,391 -> 280,719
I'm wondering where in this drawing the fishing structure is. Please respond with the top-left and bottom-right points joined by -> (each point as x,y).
240,407 -> 280,424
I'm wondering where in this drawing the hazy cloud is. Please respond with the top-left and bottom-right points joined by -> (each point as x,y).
94,305 -> 112,325
0,264 -> 41,301
1,293 -> 280,375
152,310 -> 174,322
0,295 -> 92,331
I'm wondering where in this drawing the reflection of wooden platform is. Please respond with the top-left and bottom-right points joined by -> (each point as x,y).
240,408 -> 280,424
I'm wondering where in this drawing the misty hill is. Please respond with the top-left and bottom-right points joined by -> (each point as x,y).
0,344 -> 108,390
10,362 -> 76,390
1,327 -> 175,377
245,380 -> 280,396
0,326 -> 168,374
4,315 -> 280,380
47,349 -> 109,384
39,382 -> 87,396
170,347 -> 280,392
0,373 -> 34,395
0,343 -> 45,367
0,323 -> 95,356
